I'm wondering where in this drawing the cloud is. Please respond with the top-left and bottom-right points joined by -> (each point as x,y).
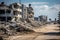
32,4 -> 60,13
28,2 -> 48,5
33,4 -> 60,20
23,2 -> 48,7
50,4 -> 60,11
23,1 -> 60,20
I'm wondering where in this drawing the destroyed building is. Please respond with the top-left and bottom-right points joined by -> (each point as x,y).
0,2 -> 23,22
22,4 -> 28,21
0,2 -> 34,23
0,2 -> 43,37
9,3 -> 22,22
0,2 -> 35,35
27,4 -> 34,20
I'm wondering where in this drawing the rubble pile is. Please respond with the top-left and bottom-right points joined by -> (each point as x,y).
0,2 -> 42,36
27,19 -> 41,27
0,21 -> 35,36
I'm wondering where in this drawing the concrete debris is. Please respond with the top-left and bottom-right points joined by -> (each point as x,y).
27,18 -> 41,27
0,21 -> 35,36
0,2 -> 43,36
0,16 -> 47,36
0,17 -> 47,37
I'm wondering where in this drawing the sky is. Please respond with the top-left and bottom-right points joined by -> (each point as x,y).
0,0 -> 60,20
21,0 -> 60,20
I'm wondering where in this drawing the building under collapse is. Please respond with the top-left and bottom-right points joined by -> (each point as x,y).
0,2 -> 34,22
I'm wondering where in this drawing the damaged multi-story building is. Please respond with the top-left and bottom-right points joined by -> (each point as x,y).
27,4 -> 34,20
0,2 -> 34,22
0,2 -> 12,22
9,3 -> 22,22
0,2 -> 23,22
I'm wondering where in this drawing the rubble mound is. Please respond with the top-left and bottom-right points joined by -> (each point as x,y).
0,22 -> 35,36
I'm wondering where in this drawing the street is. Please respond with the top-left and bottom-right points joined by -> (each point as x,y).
7,24 -> 60,40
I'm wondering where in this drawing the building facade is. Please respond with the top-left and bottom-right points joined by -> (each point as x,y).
9,3 -> 22,22
0,2 -> 23,22
0,2 -> 12,22
27,4 -> 34,20
22,4 -> 28,21
0,2 -> 34,22
39,15 -> 47,23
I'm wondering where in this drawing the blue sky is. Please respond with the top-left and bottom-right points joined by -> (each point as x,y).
21,0 -> 60,20
0,0 -> 60,20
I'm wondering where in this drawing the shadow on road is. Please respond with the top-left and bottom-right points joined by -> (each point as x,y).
46,39 -> 60,40
43,32 -> 60,36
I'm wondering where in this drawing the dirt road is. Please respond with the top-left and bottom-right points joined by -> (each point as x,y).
7,24 -> 60,40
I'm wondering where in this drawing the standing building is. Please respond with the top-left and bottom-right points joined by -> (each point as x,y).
39,15 -> 47,23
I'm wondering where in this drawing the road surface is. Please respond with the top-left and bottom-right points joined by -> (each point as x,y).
7,24 -> 60,40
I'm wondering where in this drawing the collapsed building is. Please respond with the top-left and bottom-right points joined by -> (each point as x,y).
0,2 -> 35,35
0,2 -> 42,36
